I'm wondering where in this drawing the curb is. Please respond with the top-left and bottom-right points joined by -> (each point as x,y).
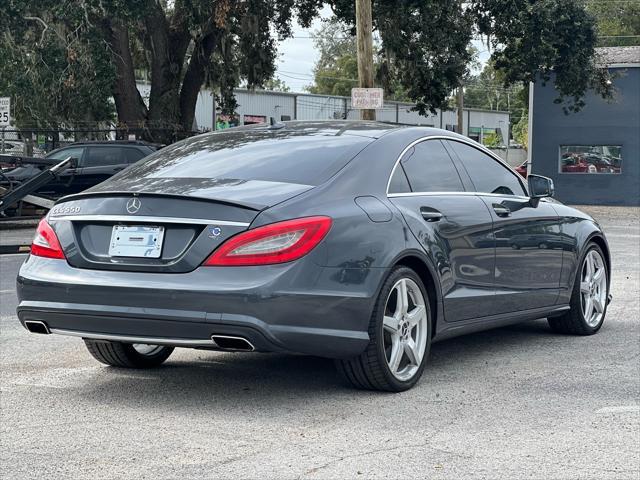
0,245 -> 31,255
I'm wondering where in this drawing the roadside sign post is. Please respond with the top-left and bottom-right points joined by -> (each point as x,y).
351,88 -> 384,115
0,97 -> 10,154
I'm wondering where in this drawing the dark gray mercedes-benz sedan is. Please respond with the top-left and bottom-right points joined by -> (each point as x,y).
16,121 -> 611,391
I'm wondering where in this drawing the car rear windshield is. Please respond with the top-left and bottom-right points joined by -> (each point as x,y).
125,131 -> 373,186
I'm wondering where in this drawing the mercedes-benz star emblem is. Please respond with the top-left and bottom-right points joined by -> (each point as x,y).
126,197 -> 141,214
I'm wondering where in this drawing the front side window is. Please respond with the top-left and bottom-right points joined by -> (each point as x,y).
559,145 -> 622,174
448,141 -> 526,196
47,147 -> 84,161
400,140 -> 465,193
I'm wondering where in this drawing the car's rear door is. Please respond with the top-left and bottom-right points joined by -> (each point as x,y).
446,139 -> 563,313
388,138 -> 496,322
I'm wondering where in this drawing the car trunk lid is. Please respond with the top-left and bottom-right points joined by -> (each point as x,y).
49,180 -> 312,273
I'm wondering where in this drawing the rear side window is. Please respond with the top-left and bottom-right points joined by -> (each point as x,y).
127,132 -> 372,186
123,148 -> 147,163
401,140 -> 464,192
388,165 -> 411,193
83,147 -> 127,167
448,141 -> 526,196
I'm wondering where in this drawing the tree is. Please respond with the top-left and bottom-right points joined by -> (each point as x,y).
305,18 -> 409,101
585,0 -> 640,47
263,78 -> 291,93
0,1 -> 115,129
512,112 -> 529,150
2,0 -> 322,141
101,0 -> 321,141
463,62 -> 528,122
329,0 -> 612,115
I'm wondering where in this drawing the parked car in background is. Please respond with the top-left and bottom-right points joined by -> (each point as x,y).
560,155 -> 590,173
582,153 -> 619,173
0,140 -> 45,157
1,141 -> 158,195
515,160 -> 528,178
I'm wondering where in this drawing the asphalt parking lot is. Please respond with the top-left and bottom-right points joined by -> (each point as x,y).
1,206 -> 638,479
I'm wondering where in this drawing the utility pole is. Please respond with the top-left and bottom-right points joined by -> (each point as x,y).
456,85 -> 464,135
356,0 -> 375,121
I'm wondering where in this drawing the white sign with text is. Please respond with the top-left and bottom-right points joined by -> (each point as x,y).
0,97 -> 10,126
351,88 -> 384,109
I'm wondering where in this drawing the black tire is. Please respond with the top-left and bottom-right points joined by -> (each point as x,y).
548,242 -> 609,335
336,266 -> 432,392
84,339 -> 174,368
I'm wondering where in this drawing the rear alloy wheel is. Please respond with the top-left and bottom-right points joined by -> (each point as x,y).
548,243 -> 609,335
84,339 -> 174,368
336,266 -> 431,392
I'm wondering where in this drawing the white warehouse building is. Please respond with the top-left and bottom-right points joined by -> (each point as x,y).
137,84 -> 510,145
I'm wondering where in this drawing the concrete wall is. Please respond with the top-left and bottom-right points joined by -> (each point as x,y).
489,147 -> 527,167
531,67 -> 640,206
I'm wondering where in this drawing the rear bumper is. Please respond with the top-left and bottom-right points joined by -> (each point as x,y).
17,256 -> 386,358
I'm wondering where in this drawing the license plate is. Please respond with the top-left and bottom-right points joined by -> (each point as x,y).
109,225 -> 165,258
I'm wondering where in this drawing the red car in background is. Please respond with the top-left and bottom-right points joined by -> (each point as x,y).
561,155 -> 591,173
515,160 -> 528,178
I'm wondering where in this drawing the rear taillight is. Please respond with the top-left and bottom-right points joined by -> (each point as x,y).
30,218 -> 65,259
204,216 -> 332,266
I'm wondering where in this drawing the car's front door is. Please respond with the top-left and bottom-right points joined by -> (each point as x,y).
388,138 -> 497,322
43,146 -> 85,193
446,140 -> 563,314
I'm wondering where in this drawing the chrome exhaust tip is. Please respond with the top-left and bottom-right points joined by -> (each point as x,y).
24,320 -> 50,334
211,335 -> 255,352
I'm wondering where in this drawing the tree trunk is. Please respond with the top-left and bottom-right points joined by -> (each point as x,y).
104,20 -> 148,129
142,4 -> 192,142
179,31 -> 220,133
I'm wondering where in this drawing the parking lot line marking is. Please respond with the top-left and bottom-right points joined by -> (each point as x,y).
595,405 -> 639,414
0,289 -> 14,294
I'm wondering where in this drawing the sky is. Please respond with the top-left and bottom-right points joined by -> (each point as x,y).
274,7 -> 491,94
274,6 -> 333,92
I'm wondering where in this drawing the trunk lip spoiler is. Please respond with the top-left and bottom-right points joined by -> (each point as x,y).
48,214 -> 250,227
53,190 -> 264,212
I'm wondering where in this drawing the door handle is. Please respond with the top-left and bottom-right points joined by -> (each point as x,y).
492,204 -> 511,217
420,207 -> 443,222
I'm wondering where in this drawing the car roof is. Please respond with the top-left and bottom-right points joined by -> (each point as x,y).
65,140 -> 158,147
218,120 -> 403,139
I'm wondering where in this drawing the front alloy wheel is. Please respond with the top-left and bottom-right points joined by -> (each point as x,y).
579,249 -> 608,328
548,242 -> 609,335
336,266 -> 432,392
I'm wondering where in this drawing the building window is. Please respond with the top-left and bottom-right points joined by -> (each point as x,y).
559,145 -> 622,174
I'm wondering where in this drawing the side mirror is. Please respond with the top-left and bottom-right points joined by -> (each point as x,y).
527,174 -> 554,207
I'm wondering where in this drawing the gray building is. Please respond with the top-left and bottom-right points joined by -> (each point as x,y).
530,46 -> 640,206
